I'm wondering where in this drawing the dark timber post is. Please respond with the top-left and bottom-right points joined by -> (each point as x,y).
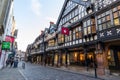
65,49 -> 68,67
84,47 -> 88,71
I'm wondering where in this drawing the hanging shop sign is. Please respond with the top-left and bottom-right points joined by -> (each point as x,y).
5,36 -> 15,43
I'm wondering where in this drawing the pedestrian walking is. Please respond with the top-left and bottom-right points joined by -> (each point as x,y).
13,58 -> 18,68
6,58 -> 10,67
10,57 -> 14,67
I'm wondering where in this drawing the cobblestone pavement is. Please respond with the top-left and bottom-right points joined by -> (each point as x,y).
0,62 -> 119,80
0,67 -> 25,80
19,62 -> 103,80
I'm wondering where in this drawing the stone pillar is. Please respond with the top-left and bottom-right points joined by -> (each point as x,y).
104,44 -> 111,75
65,50 -> 68,67
58,51 -> 61,67
84,49 -> 88,71
96,43 -> 108,76
96,53 -> 105,75
52,53 -> 55,66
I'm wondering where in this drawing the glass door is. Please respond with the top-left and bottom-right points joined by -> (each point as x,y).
117,51 -> 120,70
108,48 -> 120,73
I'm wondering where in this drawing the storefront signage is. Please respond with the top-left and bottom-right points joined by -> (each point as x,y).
2,41 -> 11,50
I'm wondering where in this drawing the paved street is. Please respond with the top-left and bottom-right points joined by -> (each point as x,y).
0,62 -> 120,80
19,62 -> 102,80
0,67 -> 25,80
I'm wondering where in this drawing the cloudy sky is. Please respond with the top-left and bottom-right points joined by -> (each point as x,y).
14,0 -> 64,51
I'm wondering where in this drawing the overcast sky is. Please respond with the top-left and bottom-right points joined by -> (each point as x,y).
14,0 -> 64,51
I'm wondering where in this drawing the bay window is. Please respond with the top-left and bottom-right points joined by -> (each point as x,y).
58,34 -> 64,44
72,26 -> 82,41
83,18 -> 96,35
112,6 -> 120,26
48,40 -> 55,47
97,10 -> 111,31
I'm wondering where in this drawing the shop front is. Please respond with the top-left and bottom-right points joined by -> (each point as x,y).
69,51 -> 85,66
54,53 -> 59,66
107,46 -> 120,74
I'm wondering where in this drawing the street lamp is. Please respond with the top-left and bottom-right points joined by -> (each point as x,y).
93,50 -> 97,78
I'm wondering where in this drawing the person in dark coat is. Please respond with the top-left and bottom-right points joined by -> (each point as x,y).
6,58 -> 10,67
10,57 -> 14,67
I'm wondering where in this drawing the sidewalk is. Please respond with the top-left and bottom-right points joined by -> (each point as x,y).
0,67 -> 25,80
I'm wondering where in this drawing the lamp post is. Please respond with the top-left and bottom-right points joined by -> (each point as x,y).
94,50 -> 97,78
84,48 -> 89,71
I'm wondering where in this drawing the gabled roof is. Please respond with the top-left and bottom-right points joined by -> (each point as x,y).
56,0 -> 68,28
44,28 -> 49,34
48,22 -> 56,34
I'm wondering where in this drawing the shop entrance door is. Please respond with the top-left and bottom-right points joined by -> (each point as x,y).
108,47 -> 120,73
113,49 -> 120,71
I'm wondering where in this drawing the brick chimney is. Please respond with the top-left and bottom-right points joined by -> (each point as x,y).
50,21 -> 54,24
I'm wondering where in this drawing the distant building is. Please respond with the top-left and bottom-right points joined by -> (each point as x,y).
16,50 -> 25,61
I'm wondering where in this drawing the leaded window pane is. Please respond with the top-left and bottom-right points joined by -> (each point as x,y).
113,12 -> 118,18
82,12 -> 84,17
73,34 -> 75,40
79,26 -> 81,31
106,10 -> 110,15
112,7 -> 117,12
76,32 -> 79,39
88,26 -> 91,34
91,19 -> 95,24
118,5 -> 120,10
79,32 -> 82,38
106,21 -> 111,28
84,28 -> 87,35
99,25 -> 102,31
83,22 -> 86,27
98,15 -> 101,19
73,29 -> 76,33
114,18 -> 120,26
119,11 -> 120,16
87,20 -> 91,26
98,19 -> 101,24
106,15 -> 110,21
91,26 -> 96,33
102,13 -> 105,17
102,23 -> 106,29
76,27 -> 79,31
102,17 -> 106,22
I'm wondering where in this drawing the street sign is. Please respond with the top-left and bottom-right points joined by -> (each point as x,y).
1,41 -> 11,50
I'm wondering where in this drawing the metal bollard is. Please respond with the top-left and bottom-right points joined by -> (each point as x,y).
22,62 -> 25,69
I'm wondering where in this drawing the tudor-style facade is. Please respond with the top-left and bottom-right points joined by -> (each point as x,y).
26,0 -> 120,76
26,31 -> 45,64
